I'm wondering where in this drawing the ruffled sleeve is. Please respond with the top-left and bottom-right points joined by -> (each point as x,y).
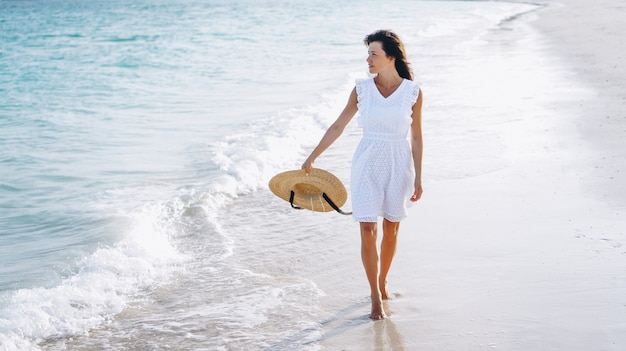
355,78 -> 370,127
408,80 -> 421,106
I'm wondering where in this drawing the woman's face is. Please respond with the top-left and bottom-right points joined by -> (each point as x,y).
367,41 -> 394,74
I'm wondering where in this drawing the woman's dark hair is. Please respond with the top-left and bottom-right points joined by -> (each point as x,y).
364,30 -> 413,81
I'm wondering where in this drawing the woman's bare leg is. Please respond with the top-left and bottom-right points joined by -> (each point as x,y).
380,219 -> 400,300
360,221 -> 385,320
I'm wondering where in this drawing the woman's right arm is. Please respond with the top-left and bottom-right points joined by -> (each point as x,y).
302,87 -> 358,175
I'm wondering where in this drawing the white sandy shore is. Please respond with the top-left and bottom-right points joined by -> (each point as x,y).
532,0 -> 626,208
317,1 -> 626,350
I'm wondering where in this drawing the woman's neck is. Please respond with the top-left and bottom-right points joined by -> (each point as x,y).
374,71 -> 403,89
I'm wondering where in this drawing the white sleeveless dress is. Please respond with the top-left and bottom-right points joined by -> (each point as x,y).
351,77 -> 420,222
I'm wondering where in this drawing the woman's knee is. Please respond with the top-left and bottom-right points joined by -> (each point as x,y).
360,222 -> 377,241
382,218 -> 400,236
360,221 -> 376,232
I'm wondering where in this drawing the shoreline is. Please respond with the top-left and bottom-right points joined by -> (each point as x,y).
532,0 -> 626,207
318,1 -> 626,350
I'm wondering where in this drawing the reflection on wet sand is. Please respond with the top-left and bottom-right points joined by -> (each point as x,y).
373,302 -> 405,351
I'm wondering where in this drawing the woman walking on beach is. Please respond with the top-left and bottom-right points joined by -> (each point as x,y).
302,30 -> 423,320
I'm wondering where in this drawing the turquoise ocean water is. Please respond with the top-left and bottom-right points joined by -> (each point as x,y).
0,1 -> 541,349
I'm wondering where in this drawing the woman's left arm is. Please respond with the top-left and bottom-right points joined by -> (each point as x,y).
410,89 -> 423,202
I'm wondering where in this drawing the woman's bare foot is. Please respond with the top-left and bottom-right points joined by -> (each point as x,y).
370,294 -> 386,320
380,279 -> 389,300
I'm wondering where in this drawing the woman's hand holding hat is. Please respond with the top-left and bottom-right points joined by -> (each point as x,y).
301,157 -> 314,176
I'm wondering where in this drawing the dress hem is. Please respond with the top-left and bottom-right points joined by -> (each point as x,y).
352,214 -> 406,223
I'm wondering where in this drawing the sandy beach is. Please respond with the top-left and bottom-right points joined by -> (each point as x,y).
317,1 -> 626,350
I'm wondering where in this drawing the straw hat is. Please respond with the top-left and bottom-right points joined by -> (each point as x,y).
269,168 -> 350,214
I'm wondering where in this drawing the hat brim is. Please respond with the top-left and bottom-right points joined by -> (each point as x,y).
269,168 -> 348,212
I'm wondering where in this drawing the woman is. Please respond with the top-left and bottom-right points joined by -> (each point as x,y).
302,30 -> 423,320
